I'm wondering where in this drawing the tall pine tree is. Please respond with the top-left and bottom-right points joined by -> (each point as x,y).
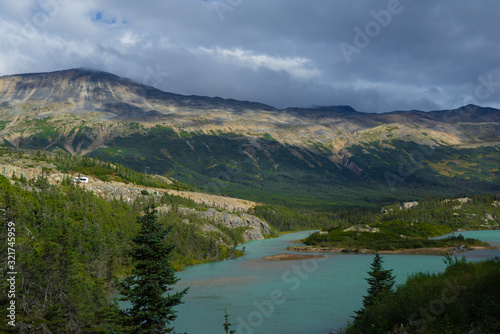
223,308 -> 236,334
117,205 -> 188,333
355,253 -> 395,317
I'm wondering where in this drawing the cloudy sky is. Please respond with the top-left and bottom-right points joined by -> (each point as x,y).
1,0 -> 499,113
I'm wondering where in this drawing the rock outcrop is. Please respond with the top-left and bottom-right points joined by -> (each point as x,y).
177,207 -> 271,241
400,201 -> 419,210
0,152 -> 270,242
343,225 -> 380,233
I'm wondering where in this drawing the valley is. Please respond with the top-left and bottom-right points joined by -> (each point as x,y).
0,69 -> 499,208
0,69 -> 499,333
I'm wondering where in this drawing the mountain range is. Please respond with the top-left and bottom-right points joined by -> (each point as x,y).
0,68 -> 499,207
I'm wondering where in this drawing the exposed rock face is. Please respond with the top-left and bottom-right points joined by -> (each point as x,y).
485,213 -> 495,221
0,164 -> 45,181
400,201 -> 419,210
444,197 -> 471,204
178,207 -> 272,241
0,153 -> 269,242
0,153 -> 257,211
337,148 -> 363,176
343,225 -> 380,233
163,190 -> 256,212
457,197 -> 471,204
381,201 -> 419,213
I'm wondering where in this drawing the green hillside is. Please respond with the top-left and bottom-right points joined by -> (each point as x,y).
8,123 -> 500,209
1,70 -> 499,209
0,171 -> 244,333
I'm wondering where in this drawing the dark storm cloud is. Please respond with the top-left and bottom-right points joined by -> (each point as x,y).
0,0 -> 499,112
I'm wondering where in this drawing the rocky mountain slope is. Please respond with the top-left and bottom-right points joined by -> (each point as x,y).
0,149 -> 271,241
1,68 -> 498,156
0,68 -> 499,205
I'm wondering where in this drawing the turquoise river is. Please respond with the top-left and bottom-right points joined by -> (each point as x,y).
171,230 -> 500,334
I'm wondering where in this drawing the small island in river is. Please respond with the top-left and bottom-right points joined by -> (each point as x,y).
295,217 -> 498,255
263,253 -> 325,260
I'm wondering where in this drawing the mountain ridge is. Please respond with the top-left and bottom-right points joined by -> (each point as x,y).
0,68 -> 278,114
1,68 -> 498,150
4,68 -> 498,117
0,68 -> 499,205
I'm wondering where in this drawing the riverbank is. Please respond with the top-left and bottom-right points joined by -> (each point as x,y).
263,253 -> 324,260
288,245 -> 500,255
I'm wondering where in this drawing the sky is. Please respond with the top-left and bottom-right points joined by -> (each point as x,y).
0,0 -> 499,113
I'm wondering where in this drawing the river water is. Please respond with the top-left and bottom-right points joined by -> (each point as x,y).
173,230 -> 500,334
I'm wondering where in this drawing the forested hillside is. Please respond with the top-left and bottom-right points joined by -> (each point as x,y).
0,171 -> 245,332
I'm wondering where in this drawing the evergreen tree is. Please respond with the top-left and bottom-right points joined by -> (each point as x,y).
117,205 -> 188,333
355,253 -> 395,317
223,308 -> 236,334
